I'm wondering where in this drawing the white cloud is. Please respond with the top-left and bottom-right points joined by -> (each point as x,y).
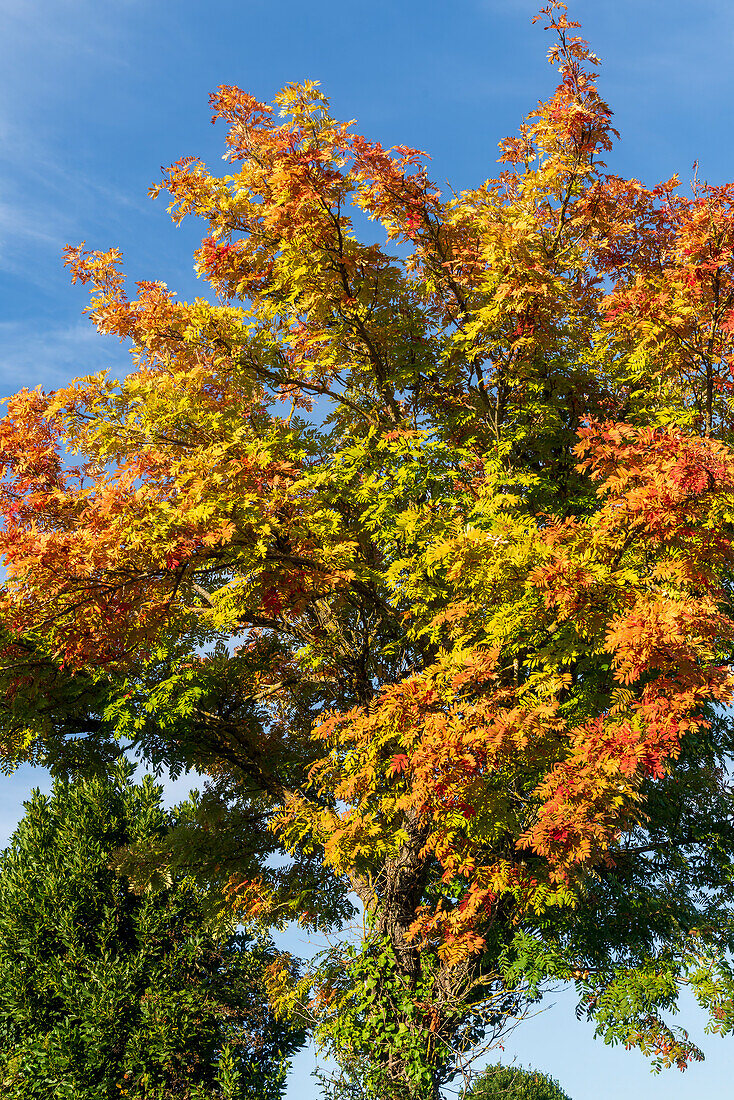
0,0 -> 154,292
0,319 -> 129,395
0,118 -> 150,291
0,201 -> 61,248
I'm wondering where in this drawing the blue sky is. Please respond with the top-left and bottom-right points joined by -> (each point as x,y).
2,0 -> 734,1095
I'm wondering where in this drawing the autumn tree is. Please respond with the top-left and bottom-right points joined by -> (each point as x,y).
0,764 -> 303,1100
2,2 -> 734,1096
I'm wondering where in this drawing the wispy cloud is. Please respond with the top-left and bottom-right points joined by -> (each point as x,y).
0,201 -> 60,248
0,115 -> 151,290
0,319 -> 129,395
0,0 -> 155,293
0,0 -> 141,73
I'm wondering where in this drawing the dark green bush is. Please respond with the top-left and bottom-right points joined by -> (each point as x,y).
0,763 -> 303,1099
467,1062 -> 573,1100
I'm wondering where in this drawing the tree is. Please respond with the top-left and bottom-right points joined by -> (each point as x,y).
467,1063 -> 572,1100
0,763 -> 304,1100
1,1 -> 734,1096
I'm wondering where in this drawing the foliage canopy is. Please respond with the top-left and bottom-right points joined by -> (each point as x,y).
2,2 -> 734,1096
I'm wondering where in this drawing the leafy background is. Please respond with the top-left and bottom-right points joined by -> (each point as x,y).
2,0 -> 734,1095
